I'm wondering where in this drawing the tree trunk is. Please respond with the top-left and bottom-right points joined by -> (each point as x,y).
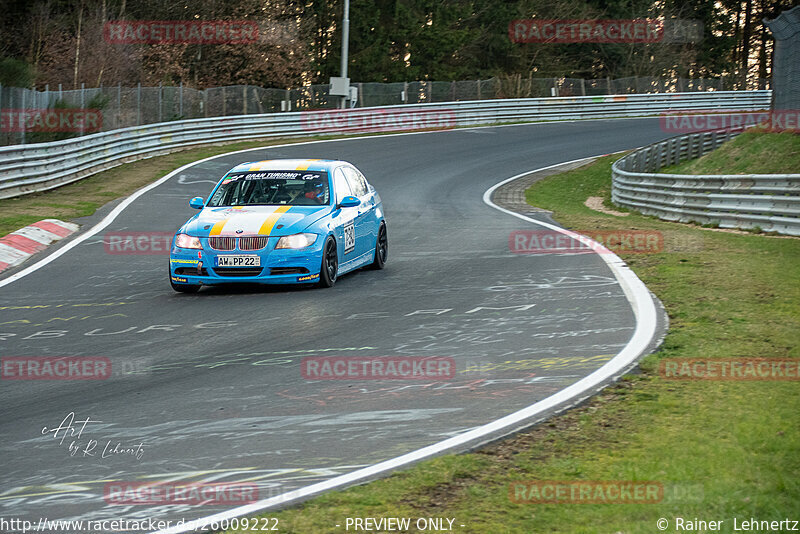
73,3 -> 83,90
741,0 -> 753,89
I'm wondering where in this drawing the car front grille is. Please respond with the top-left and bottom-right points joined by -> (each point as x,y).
209,237 -> 236,250
239,236 -> 269,251
212,267 -> 264,277
174,267 -> 208,276
208,236 -> 268,251
270,267 -> 309,275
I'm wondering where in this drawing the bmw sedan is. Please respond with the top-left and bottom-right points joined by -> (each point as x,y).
169,159 -> 387,292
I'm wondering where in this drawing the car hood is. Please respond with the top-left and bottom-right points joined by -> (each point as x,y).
180,205 -> 330,237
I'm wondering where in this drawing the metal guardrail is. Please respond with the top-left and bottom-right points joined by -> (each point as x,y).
0,90 -> 771,200
612,126 -> 800,236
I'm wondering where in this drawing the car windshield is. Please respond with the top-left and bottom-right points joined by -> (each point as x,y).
207,170 -> 330,207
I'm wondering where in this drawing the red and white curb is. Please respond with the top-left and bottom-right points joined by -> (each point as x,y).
0,219 -> 79,273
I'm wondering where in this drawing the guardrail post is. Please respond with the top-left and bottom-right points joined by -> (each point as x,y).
80,83 -> 85,137
137,83 -> 141,125
179,81 -> 184,118
117,83 -> 121,129
243,86 -> 247,115
20,86 -> 25,145
158,82 -> 162,123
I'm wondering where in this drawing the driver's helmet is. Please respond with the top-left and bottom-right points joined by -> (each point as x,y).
304,180 -> 325,200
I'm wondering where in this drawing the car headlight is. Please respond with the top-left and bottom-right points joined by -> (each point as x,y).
275,233 -> 318,249
175,233 -> 202,249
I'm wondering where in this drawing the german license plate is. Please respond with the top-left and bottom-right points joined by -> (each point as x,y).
215,255 -> 260,267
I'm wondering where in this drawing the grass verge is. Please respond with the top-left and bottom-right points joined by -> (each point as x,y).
661,130 -> 800,174
224,155 -> 799,533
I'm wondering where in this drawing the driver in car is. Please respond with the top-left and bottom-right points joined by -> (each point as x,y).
303,181 -> 325,204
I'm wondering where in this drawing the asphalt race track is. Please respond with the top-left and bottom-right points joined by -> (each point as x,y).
0,118 -> 671,529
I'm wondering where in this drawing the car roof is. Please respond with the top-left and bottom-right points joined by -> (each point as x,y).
228,159 -> 346,174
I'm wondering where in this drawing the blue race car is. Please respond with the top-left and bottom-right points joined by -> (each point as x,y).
169,159 -> 387,292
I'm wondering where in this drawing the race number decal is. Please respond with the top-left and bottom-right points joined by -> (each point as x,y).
343,221 -> 355,254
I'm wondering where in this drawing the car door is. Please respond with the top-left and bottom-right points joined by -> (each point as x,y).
332,167 -> 359,263
343,166 -> 373,259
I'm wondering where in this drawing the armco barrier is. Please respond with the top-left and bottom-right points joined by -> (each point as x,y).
0,91 -> 770,200
611,127 -> 800,236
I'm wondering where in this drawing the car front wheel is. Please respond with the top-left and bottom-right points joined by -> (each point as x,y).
170,276 -> 201,294
370,223 -> 388,270
318,237 -> 338,288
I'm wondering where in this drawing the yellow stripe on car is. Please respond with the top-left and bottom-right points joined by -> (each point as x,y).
295,159 -> 321,171
248,161 -> 270,171
209,220 -> 228,236
258,206 -> 291,235
209,207 -> 245,235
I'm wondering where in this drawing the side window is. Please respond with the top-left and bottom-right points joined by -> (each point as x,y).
344,167 -> 368,197
333,168 -> 353,204
356,170 -> 371,194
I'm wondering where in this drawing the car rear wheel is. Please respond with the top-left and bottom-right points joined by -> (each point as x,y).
318,237 -> 338,288
370,223 -> 388,270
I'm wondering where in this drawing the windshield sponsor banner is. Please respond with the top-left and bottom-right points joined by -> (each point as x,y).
225,171 -> 325,181
103,20 -> 258,44
301,108 -> 456,134
0,108 -> 102,132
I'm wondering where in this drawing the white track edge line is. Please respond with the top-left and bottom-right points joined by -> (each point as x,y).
150,155 -> 659,534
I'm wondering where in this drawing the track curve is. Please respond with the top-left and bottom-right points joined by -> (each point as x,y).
0,118 -> 669,528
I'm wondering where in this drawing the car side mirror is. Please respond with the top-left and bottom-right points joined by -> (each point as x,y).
189,197 -> 204,209
338,196 -> 361,208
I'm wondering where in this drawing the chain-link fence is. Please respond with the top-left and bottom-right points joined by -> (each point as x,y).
0,75 -> 771,145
